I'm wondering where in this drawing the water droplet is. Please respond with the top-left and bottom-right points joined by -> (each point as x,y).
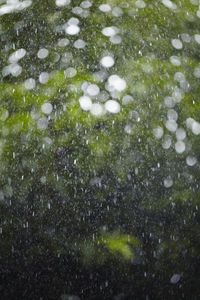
80,1 -> 92,9
193,67 -> 200,78
135,0 -> 146,8
181,33 -> 191,43
37,117 -> 48,130
58,38 -> 70,47
171,39 -> 183,50
176,128 -> 186,140
105,100 -> 120,113
153,126 -> 164,139
74,39 -> 86,49
165,119 -> 177,132
56,0 -> 71,6
41,103 -> 53,115
9,48 -> 26,63
99,4 -> 111,12
186,156 -> 197,166
107,74 -> 126,92
110,35 -> 122,44
175,140 -> 185,153
37,48 -> 49,59
164,177 -> 173,188
102,26 -> 119,37
24,78 -> 36,90
65,24 -> 80,35
112,6 -> 123,17
79,96 -> 92,111
86,84 -> 100,97
194,34 -> 200,44
162,135 -> 172,149
167,109 -> 178,121
192,121 -> 200,135
64,67 -> 77,78
162,0 -> 177,10
39,72 -> 49,84
90,103 -> 104,116
170,274 -> 181,284
100,56 -> 115,68
170,56 -> 181,66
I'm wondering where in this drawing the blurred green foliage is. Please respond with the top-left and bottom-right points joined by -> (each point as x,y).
0,0 -> 200,298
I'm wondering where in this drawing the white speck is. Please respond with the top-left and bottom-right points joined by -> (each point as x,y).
193,67 -> 200,78
37,117 -> 48,130
110,35 -> 122,44
162,135 -> 172,149
105,100 -> 120,113
39,72 -> 49,84
58,38 -> 70,47
165,119 -> 177,132
197,10 -> 200,18
80,0 -> 92,8
176,128 -> 186,140
90,103 -> 104,116
74,39 -> 86,49
164,177 -> 173,188
86,84 -> 100,97
153,126 -> 164,139
9,48 -> 26,63
79,96 -> 92,111
170,274 -> 181,284
186,156 -> 197,166
37,48 -> 49,59
135,0 -> 146,8
112,6 -> 123,17
171,39 -> 183,50
102,26 -> 119,37
107,75 -> 126,92
192,121 -> 200,135
64,67 -> 77,78
65,24 -> 80,35
162,0 -> 177,9
99,4 -> 111,12
24,78 -> 35,90
175,141 -> 185,153
56,0 -> 70,6
170,56 -> 181,66
194,34 -> 200,44
41,103 -> 53,115
100,56 -> 115,68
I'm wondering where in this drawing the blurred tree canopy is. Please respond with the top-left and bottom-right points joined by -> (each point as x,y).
0,0 -> 200,299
